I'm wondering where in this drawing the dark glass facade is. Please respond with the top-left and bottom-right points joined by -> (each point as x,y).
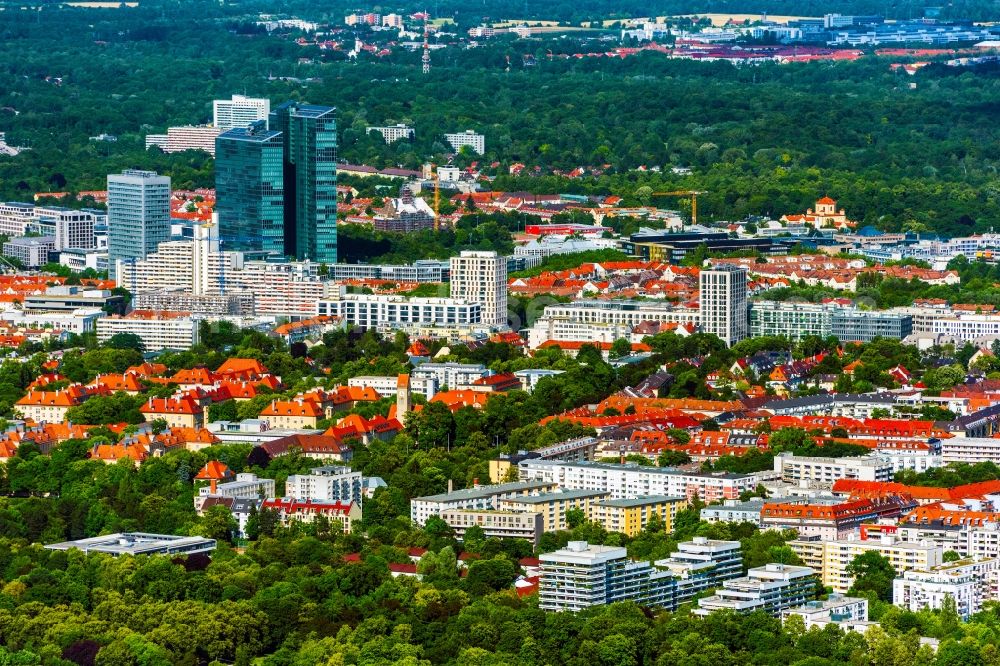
269,102 -> 338,263
214,121 -> 285,255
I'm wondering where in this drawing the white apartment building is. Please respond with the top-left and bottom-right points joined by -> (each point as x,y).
699,264 -> 748,346
117,223 -> 335,317
213,95 -> 271,132
444,130 -> 485,154
286,465 -> 364,506
893,557 -> 1000,620
895,305 -> 1000,343
773,452 -> 894,484
781,595 -> 869,629
165,125 -> 222,156
538,299 -> 700,328
700,499 -> 769,526
410,480 -> 559,525
198,473 -> 275,500
0,308 -> 104,335
441,509 -> 543,545
96,312 -> 199,352
348,374 -> 437,400
366,124 -> 415,143
518,459 -> 758,503
694,564 -> 817,617
526,317 -> 633,349
941,437 -> 1000,465
410,362 -> 489,391
0,202 -> 37,237
316,291 -> 482,331
450,250 -> 507,327
790,536 -> 943,594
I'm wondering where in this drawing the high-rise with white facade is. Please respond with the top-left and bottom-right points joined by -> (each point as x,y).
107,170 -> 170,281
699,264 -> 748,346
213,95 -> 271,132
444,130 -> 485,154
450,250 -> 507,327
165,125 -> 222,156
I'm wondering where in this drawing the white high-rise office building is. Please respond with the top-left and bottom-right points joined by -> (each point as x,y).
699,264 -> 748,346
213,95 -> 271,132
106,170 -> 170,281
450,250 -> 507,327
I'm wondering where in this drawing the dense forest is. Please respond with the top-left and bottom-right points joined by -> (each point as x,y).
1,1 -> 1000,234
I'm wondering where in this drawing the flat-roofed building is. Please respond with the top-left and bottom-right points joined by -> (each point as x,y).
694,564 -> 818,617
441,509 -> 544,547
893,556 -> 1000,620
45,533 -> 217,556
596,495 -> 686,536
790,536 -> 943,594
781,594 -> 869,628
410,480 -> 559,526
497,489 -> 609,532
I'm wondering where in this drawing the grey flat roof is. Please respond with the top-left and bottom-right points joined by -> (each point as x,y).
45,532 -> 216,555
414,480 -> 554,503
501,489 -> 608,503
598,495 -> 686,508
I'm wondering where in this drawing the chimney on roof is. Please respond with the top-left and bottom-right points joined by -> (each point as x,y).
448,479 -> 454,493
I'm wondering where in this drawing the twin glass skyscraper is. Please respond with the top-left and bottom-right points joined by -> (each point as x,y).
215,101 -> 337,263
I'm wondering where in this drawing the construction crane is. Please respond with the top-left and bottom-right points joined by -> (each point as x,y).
652,190 -> 705,226
428,163 -> 441,231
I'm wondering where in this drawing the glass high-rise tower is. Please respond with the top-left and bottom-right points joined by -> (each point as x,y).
216,101 -> 337,263
107,169 -> 170,281
268,102 -> 338,263
214,121 -> 285,255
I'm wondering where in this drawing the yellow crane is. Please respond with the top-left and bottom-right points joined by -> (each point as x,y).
427,162 -> 442,231
652,190 -> 705,225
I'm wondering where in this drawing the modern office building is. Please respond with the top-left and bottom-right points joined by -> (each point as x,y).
3,236 -> 54,268
893,557 -> 1000,620
269,102 -> 338,263
694,563 -> 818,617
699,264 -> 748,346
35,206 -> 99,251
215,120 -> 286,255
106,170 -> 170,280
831,309 -> 913,343
45,533 -> 217,556
214,94 -> 271,131
285,465 -> 364,506
750,301 -> 838,341
444,130 -> 485,154
449,250 -> 508,327
0,202 -> 37,237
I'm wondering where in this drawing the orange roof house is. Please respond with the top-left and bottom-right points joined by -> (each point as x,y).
139,396 -> 205,429
260,398 -> 325,428
216,358 -> 270,379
